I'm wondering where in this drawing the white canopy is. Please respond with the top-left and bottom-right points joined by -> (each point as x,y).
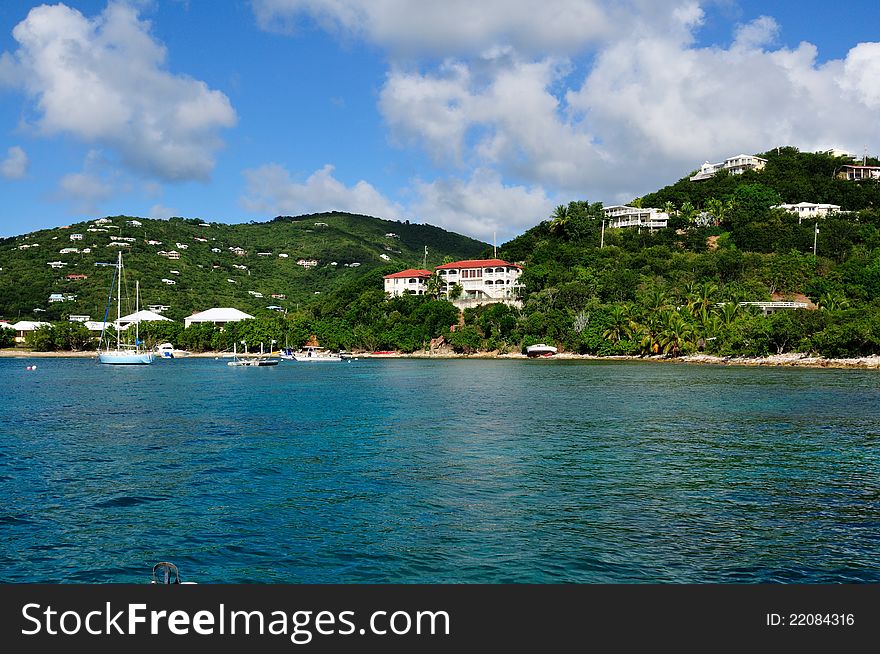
116,310 -> 173,330
184,307 -> 254,328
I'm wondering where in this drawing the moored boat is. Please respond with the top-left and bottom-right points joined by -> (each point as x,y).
288,335 -> 342,362
97,251 -> 154,365
156,343 -> 190,359
526,343 -> 558,357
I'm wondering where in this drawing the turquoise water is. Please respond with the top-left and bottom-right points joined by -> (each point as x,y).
1,357 -> 878,583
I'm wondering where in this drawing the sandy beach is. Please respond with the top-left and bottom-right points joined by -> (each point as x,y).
4,348 -> 880,368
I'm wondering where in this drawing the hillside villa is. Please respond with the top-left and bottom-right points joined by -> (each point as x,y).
836,165 -> 880,181
383,269 -> 433,296
773,202 -> 841,220
690,154 -> 767,181
384,259 -> 523,308
603,205 -> 669,230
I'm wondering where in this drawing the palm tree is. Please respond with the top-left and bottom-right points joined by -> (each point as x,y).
680,201 -> 696,224
715,301 -> 739,326
818,292 -> 848,311
549,205 -> 570,237
663,200 -> 676,217
425,272 -> 446,300
657,310 -> 695,357
602,305 -> 634,343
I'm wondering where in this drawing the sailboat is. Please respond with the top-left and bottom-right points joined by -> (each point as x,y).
227,341 -> 279,366
97,251 -> 154,365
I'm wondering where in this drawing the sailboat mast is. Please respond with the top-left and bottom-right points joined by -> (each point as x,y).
136,280 -> 140,351
116,250 -> 122,349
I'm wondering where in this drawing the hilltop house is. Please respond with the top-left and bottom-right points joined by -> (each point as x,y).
66,273 -> 88,280
690,154 -> 767,181
297,259 -> 319,269
69,233 -> 83,240
184,307 -> 254,328
437,259 -> 523,301
836,165 -> 880,181
603,205 -> 669,230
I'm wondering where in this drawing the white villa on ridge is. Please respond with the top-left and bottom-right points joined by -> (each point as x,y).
603,205 -> 669,230
836,165 -> 880,181
774,202 -> 841,220
690,154 -> 767,181
383,269 -> 433,296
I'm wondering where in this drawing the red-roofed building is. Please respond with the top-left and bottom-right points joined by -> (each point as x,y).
383,269 -> 433,296
435,259 -> 522,301
384,259 -> 524,302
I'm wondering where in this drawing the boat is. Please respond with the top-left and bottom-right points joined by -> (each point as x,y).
227,342 -> 279,366
97,251 -> 154,365
156,343 -> 190,359
286,335 -> 342,362
526,343 -> 558,357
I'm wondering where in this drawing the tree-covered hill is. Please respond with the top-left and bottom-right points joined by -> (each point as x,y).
0,212 -> 487,322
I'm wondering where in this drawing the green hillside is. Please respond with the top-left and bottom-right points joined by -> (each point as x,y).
0,212 -> 487,322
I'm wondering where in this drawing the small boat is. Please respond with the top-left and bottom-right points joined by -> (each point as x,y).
288,335 -> 342,362
227,342 -> 279,366
98,251 -> 154,365
526,343 -> 558,357
156,343 -> 190,359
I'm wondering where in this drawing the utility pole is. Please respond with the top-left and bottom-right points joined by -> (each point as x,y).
600,220 -> 605,248
493,231 -> 497,258
813,222 -> 818,257
423,245 -> 428,269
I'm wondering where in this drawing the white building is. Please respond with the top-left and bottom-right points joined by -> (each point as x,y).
127,220 -> 142,227
837,165 -> 880,181
47,261 -> 67,269
184,307 -> 254,328
10,320 -> 51,343
59,248 -> 79,254
690,154 -> 767,181
161,278 -> 176,285
383,269 -> 433,296
435,259 -> 523,301
69,315 -> 90,322
774,202 -> 841,219
603,205 -> 669,230
69,233 -> 83,241
297,259 -> 319,269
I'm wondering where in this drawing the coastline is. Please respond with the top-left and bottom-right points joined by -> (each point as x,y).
3,348 -> 880,369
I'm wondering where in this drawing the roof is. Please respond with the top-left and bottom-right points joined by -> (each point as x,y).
116,310 -> 173,325
11,320 -> 51,331
435,259 -> 522,270
185,307 -> 254,323
383,268 -> 432,279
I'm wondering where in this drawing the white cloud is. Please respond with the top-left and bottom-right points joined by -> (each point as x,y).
253,2 -> 880,238
411,169 -> 556,240
240,163 -> 553,240
57,172 -> 113,213
252,0 -> 614,55
148,204 -> 178,219
1,146 -> 28,179
3,2 -> 236,181
241,163 -> 405,219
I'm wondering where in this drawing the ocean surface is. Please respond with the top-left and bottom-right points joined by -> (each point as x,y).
1,357 -> 878,583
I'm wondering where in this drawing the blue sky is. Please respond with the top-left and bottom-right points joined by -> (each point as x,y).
1,0 -> 878,241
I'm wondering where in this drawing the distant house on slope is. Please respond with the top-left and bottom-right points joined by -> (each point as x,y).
690,154 -> 767,181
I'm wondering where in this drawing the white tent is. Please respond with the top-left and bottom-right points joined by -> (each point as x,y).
116,310 -> 173,331
184,307 -> 254,328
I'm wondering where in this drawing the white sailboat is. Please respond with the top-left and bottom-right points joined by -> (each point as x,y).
98,251 -> 154,365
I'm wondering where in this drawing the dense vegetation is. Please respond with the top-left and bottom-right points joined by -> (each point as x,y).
0,211 -> 486,322
7,146 -> 880,359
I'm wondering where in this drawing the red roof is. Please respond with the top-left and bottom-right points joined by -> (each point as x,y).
383,268 -> 433,279
435,259 -> 522,270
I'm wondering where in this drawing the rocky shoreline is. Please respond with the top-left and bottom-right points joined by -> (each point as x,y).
3,348 -> 880,369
